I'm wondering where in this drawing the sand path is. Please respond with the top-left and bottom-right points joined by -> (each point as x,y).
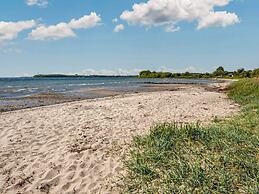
0,85 -> 238,194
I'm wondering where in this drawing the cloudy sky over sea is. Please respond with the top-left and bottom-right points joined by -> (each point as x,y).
0,0 -> 258,76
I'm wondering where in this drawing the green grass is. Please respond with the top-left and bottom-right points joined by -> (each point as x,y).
120,78 -> 259,194
228,78 -> 259,106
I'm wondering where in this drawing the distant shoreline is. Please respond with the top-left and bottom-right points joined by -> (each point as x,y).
33,74 -> 137,78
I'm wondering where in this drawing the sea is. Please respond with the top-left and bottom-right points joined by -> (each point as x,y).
0,76 -> 217,99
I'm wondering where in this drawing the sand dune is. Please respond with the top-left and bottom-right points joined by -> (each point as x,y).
0,85 -> 238,194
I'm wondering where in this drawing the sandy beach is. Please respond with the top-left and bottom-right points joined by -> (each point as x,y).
0,83 -> 239,194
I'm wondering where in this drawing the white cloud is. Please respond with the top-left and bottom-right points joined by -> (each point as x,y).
28,23 -> 76,40
113,24 -> 125,32
120,0 -> 239,31
197,11 -> 240,29
0,20 -> 36,43
69,13 -> 102,29
112,18 -> 118,23
28,12 -> 101,40
26,0 -> 48,7
164,24 -> 180,32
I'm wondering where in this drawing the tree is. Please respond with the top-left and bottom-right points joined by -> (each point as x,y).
237,68 -> 245,74
235,68 -> 250,78
213,66 -> 225,77
139,70 -> 152,78
252,68 -> 259,77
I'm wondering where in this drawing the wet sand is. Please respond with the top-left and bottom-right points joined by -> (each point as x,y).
0,82 -> 239,194
0,83 -> 196,112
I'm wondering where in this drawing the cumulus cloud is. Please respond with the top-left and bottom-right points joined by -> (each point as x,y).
120,0 -> 239,31
113,24 -> 125,32
28,12 -> 101,40
197,11 -> 239,29
0,20 -> 36,43
69,13 -> 102,29
26,0 -> 48,7
28,23 -> 76,40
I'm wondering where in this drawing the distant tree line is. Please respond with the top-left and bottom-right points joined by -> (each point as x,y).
33,74 -> 84,78
139,67 -> 259,79
33,74 -> 136,78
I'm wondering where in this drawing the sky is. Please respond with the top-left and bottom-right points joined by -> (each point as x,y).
0,0 -> 258,77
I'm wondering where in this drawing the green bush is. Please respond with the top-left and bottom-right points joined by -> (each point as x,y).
228,78 -> 259,105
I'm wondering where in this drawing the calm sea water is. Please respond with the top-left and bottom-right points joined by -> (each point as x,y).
0,77 -> 217,99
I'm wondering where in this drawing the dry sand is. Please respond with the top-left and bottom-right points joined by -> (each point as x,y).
0,84 -> 239,194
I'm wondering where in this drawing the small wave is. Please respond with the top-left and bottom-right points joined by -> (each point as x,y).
28,88 -> 39,91
16,88 -> 39,92
16,88 -> 27,92
67,83 -> 106,86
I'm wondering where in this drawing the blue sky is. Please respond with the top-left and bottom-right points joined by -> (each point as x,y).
0,0 -> 258,77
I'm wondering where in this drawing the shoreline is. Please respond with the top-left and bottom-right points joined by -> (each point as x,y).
0,81 -> 227,113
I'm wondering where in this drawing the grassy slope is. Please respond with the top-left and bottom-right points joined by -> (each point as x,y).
121,78 -> 259,194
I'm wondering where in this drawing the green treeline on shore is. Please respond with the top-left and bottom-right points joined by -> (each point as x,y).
33,74 -> 136,78
139,66 -> 259,79
33,74 -> 86,78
